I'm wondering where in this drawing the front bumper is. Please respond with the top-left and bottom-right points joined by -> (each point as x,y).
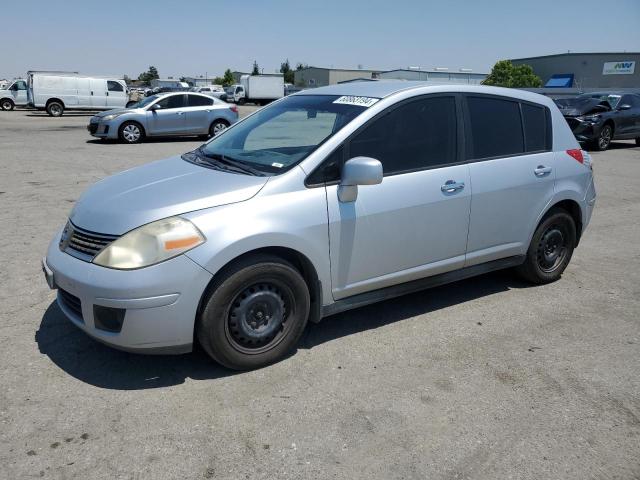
87,120 -> 117,139
564,116 -> 602,143
44,229 -> 213,353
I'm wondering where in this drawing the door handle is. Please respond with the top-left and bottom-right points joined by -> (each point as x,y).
441,180 -> 465,193
176,111 -> 184,115
90,91 -> 93,95
534,165 -> 552,177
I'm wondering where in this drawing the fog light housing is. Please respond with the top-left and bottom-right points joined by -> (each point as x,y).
93,305 -> 126,333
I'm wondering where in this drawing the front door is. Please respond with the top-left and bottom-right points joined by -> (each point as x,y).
326,95 -> 471,300
145,94 -> 187,135
10,80 -> 28,105
463,95 -> 556,266
106,80 -> 127,108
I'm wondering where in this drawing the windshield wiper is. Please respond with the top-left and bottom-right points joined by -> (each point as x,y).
198,148 -> 266,176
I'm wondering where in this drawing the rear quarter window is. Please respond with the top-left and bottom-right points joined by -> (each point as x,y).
521,103 -> 548,152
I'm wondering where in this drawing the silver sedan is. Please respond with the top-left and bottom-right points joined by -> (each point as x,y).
87,92 -> 239,143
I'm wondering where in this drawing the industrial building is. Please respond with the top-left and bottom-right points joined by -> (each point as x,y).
377,69 -> 486,84
294,66 -> 486,87
294,67 -> 382,87
511,52 -> 640,89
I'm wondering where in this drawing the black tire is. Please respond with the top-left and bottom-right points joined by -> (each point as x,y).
593,124 -> 613,151
197,254 -> 311,370
118,121 -> 145,144
46,101 -> 64,117
209,119 -> 229,137
238,97 -> 246,105
1,98 -> 14,111
635,138 -> 640,146
516,209 -> 576,284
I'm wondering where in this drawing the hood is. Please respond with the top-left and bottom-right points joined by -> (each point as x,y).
70,155 -> 268,235
93,108 -> 137,118
555,98 -> 611,117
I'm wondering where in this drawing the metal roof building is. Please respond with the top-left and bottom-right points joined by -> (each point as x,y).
377,69 -> 487,84
511,52 -> 640,89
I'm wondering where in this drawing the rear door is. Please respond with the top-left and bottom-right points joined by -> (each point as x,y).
89,79 -> 107,108
145,94 -> 187,135
184,94 -> 215,134
106,80 -> 127,108
463,95 -> 556,266
325,95 -> 471,299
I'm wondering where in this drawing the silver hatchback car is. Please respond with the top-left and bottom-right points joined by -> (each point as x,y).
87,92 -> 239,143
45,82 -> 596,370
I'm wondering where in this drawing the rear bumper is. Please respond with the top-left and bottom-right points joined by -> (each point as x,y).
44,229 -> 212,353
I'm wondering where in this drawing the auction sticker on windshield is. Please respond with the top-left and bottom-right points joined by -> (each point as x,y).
333,96 -> 380,107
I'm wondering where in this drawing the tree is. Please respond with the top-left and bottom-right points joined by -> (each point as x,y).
280,59 -> 294,84
222,69 -> 234,86
295,62 -> 308,71
137,66 -> 159,85
251,61 -> 260,75
213,76 -> 225,85
482,60 -> 542,88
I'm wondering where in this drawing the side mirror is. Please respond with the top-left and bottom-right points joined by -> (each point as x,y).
150,103 -> 162,111
617,104 -> 631,110
338,156 -> 383,202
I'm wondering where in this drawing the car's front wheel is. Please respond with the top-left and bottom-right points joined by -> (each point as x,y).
118,121 -> 144,143
197,254 -> 310,370
593,124 -> 613,151
516,209 -> 576,284
1,98 -> 14,111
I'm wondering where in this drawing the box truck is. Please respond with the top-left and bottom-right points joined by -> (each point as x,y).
27,71 -> 128,116
228,75 -> 284,105
0,79 -> 28,111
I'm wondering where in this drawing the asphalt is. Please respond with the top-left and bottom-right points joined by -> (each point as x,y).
0,108 -> 639,480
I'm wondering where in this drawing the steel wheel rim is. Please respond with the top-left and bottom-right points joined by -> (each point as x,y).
123,124 -> 140,142
212,122 -> 227,135
599,126 -> 611,149
50,104 -> 62,115
225,280 -> 294,355
1,100 -> 11,110
536,224 -> 568,273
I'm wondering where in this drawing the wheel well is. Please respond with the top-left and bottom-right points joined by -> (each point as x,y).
548,199 -> 583,245
46,98 -> 64,108
211,118 -> 230,128
603,119 -> 615,135
1,97 -> 14,104
197,247 -> 322,326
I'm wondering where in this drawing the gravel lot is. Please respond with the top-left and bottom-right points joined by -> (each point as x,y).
1,108 -> 639,480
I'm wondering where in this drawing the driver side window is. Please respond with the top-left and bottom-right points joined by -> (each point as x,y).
155,95 -> 186,109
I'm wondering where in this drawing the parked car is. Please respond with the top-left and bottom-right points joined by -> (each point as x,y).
27,71 -> 128,117
555,92 -> 640,150
190,86 -> 228,102
87,92 -> 238,143
0,79 -> 28,110
43,83 -> 595,370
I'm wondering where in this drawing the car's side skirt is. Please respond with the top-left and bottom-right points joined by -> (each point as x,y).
321,255 -> 526,318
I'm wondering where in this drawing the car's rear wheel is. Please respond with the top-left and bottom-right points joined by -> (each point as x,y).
118,121 -> 144,143
46,101 -> 64,117
594,124 -> 613,151
209,119 -> 229,137
1,98 -> 14,111
516,209 -> 576,284
197,254 -> 310,370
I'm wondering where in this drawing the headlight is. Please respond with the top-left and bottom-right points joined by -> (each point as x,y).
93,217 -> 205,270
580,114 -> 601,123
102,113 -> 125,121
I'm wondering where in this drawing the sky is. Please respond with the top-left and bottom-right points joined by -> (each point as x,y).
2,0 -> 639,80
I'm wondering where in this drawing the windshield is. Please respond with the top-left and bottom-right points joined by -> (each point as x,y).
582,93 -> 621,108
197,95 -> 373,174
128,95 -> 161,109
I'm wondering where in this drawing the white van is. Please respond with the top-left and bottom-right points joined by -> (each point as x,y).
0,79 -> 28,111
27,71 -> 128,117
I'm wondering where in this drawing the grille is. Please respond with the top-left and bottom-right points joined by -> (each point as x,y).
58,289 -> 83,321
88,123 -> 98,134
61,222 -> 119,261
565,117 -> 581,131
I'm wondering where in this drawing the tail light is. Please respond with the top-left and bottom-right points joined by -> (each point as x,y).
566,148 -> 593,169
229,105 -> 238,114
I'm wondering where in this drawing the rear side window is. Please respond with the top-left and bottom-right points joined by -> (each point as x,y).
466,96 -> 523,159
188,95 -> 213,107
521,103 -> 547,152
349,96 -> 457,175
107,81 -> 124,92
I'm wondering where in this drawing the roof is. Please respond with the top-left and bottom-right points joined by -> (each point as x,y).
295,81 -> 556,105
511,52 -> 640,61
382,68 -> 488,75
297,66 -> 382,73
